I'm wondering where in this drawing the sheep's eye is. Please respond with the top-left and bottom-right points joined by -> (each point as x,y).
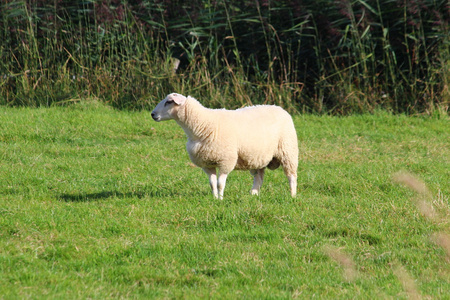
164,100 -> 173,106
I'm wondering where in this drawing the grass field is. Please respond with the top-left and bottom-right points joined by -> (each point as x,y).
0,101 -> 449,298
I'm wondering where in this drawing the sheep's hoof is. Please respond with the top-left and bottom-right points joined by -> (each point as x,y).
251,190 -> 259,196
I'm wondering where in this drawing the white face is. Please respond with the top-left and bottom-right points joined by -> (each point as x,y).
151,93 -> 186,122
151,96 -> 177,122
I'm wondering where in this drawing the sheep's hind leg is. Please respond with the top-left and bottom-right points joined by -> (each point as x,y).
287,173 -> 297,197
250,168 -> 265,195
281,156 -> 298,197
203,168 -> 218,198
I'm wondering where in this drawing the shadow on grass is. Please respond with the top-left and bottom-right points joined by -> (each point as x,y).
59,188 -> 177,202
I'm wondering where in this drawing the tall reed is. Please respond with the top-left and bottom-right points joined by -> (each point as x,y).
0,0 -> 448,114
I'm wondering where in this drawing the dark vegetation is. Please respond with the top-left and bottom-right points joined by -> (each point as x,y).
0,0 -> 448,113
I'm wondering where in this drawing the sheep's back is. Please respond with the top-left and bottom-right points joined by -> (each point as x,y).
231,105 -> 294,137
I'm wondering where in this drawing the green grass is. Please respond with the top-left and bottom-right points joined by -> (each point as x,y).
0,102 -> 449,298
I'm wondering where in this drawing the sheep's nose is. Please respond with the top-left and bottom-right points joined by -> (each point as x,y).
151,112 -> 161,121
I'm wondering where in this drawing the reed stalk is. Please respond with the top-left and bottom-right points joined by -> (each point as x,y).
0,0 -> 448,114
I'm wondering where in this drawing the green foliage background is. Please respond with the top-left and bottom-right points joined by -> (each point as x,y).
0,0 -> 449,113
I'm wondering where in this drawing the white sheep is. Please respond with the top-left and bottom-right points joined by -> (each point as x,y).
151,93 -> 298,199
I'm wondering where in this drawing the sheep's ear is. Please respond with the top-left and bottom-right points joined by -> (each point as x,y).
170,93 -> 187,105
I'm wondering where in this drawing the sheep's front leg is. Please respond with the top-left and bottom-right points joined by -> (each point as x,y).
250,168 -> 265,195
217,173 -> 228,200
203,168 -> 218,198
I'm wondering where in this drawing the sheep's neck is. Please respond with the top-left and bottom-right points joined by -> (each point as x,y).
176,100 -> 216,142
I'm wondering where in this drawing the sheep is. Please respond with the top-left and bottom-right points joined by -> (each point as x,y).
151,93 -> 298,199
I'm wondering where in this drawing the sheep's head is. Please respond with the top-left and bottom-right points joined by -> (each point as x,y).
151,93 -> 187,122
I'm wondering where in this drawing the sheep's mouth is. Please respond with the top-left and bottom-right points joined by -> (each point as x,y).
151,114 -> 161,122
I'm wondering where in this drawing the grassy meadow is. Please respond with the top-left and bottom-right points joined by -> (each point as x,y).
0,102 -> 449,298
